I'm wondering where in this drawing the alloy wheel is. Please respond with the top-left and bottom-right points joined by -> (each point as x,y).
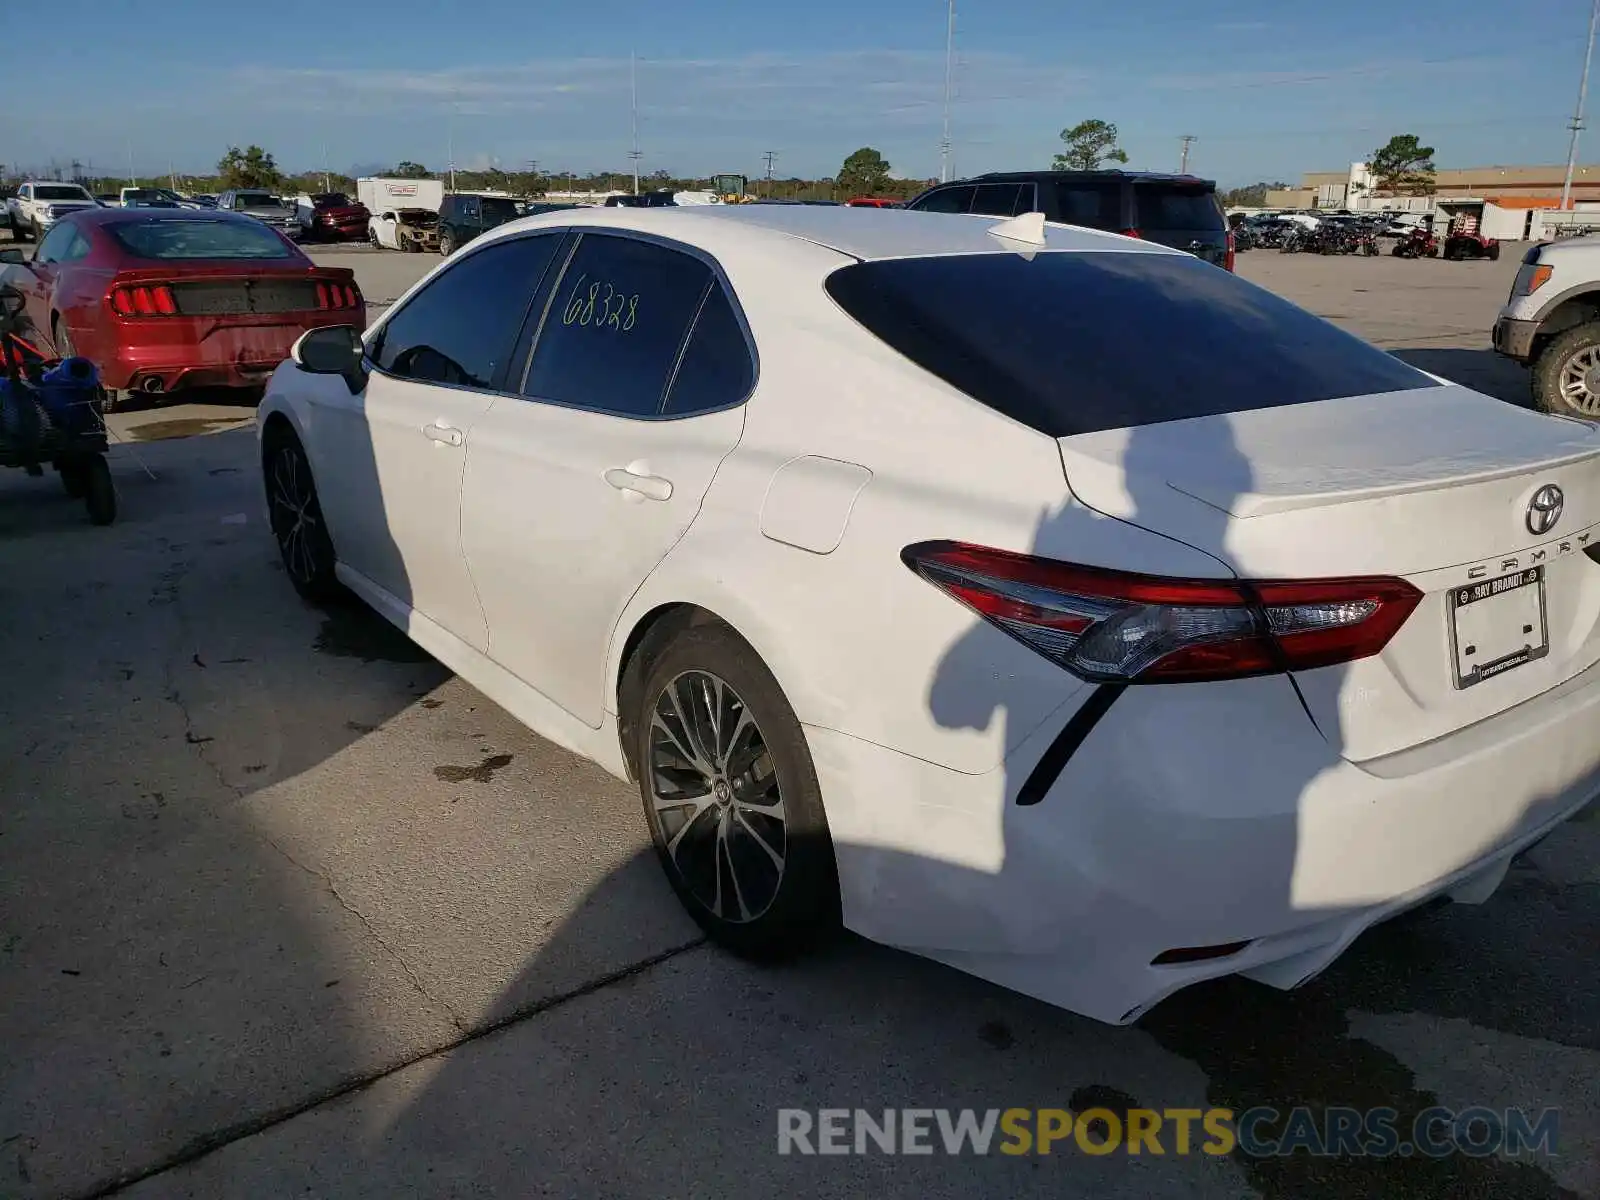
1558,345 -> 1600,416
647,670 -> 786,923
267,443 -> 323,585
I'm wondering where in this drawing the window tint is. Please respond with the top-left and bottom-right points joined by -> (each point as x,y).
482,197 -> 520,223
110,218 -> 294,260
1049,181 -> 1122,229
663,286 -> 754,416
1133,185 -> 1224,231
375,235 -> 564,389
970,183 -> 1024,217
911,186 -> 974,214
523,234 -> 711,417
36,185 -> 91,202
824,252 -> 1435,437
61,230 -> 92,261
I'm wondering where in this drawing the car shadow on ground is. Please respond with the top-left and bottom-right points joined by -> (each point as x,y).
1390,347 -> 1530,408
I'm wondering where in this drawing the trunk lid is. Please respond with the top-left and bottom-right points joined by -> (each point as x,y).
1057,384 -> 1600,760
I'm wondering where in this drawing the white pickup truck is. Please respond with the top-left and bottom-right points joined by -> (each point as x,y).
6,181 -> 100,241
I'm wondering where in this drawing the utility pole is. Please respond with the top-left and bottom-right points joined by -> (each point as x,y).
762,150 -> 776,196
940,0 -> 956,182
1179,135 -> 1196,174
448,90 -> 458,192
1563,0 -> 1600,211
321,141 -> 330,193
629,53 -> 642,196
126,144 -> 135,187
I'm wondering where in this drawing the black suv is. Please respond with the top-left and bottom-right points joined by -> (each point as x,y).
906,171 -> 1233,270
437,193 -> 524,255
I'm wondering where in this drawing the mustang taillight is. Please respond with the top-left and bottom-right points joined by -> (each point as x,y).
315,281 -> 360,310
903,540 -> 1422,684
110,283 -> 178,316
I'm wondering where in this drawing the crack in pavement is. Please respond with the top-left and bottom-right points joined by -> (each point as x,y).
255,830 -> 470,1034
72,937 -> 709,1200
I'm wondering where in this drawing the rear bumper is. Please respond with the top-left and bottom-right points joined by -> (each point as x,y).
1493,316 -> 1538,363
809,661 -> 1600,1025
92,313 -> 360,391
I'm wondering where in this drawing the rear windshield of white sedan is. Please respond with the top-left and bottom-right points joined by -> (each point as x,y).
824,251 -> 1436,435
109,219 -> 296,260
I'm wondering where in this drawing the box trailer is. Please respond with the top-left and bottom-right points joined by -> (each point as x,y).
356,178 -> 445,214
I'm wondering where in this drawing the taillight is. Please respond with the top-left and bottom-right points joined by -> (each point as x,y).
110,284 -> 178,316
314,281 -> 361,310
1225,231 -> 1237,272
903,541 -> 1422,684
1120,227 -> 1142,239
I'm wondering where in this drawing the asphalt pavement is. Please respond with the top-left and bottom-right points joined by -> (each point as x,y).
1,241 -> 1597,1200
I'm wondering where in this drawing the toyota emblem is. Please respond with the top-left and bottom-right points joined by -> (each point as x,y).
1527,484 -> 1564,536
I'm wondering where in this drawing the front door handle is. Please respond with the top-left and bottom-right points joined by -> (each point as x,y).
604,467 -> 673,502
424,422 -> 463,447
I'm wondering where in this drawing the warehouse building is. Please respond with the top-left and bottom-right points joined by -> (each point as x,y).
1266,163 -> 1600,210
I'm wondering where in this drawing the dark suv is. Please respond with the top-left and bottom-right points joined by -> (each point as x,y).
437,193 -> 524,256
906,171 -> 1233,270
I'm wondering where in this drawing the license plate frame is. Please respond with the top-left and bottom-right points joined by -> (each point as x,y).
1448,566 -> 1549,690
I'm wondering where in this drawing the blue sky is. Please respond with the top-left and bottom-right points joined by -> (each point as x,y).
10,0 -> 1591,185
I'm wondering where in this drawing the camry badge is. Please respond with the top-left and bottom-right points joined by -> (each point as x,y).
1527,485 -> 1565,536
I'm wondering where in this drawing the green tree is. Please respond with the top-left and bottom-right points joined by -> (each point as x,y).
1053,120 -> 1128,171
393,160 -> 432,179
1221,181 -> 1290,207
216,145 -> 282,190
1368,134 -> 1436,196
837,147 -> 892,196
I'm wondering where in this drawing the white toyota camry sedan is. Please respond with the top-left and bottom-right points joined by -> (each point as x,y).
258,204 -> 1600,1025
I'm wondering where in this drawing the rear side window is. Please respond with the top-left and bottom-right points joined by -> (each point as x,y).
824,251 -> 1436,437
522,234 -> 712,416
1133,185 -> 1224,231
910,186 -> 974,214
970,183 -> 1024,217
374,234 -> 564,388
663,286 -> 754,415
1049,181 -> 1122,229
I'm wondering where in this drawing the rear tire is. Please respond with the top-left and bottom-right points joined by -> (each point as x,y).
59,459 -> 88,498
1532,321 -> 1600,418
439,233 -> 455,257
633,623 -> 840,959
263,428 -> 343,604
83,456 -> 115,525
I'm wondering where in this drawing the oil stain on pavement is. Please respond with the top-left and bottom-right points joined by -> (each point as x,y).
434,753 -> 513,783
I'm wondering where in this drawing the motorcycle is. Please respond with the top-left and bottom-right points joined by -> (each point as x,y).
1392,228 -> 1439,259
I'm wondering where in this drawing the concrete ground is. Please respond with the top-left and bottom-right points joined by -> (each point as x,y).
2,241 -> 1597,1200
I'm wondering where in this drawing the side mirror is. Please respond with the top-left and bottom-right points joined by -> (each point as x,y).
0,249 -> 25,265
0,285 -> 25,319
292,325 -> 367,393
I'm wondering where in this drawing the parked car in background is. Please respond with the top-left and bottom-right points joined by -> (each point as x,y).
121,186 -> 205,209
94,193 -> 120,206
6,181 -> 100,242
215,190 -> 299,239
1495,237 -> 1600,416
357,176 -> 445,217
0,208 -> 363,408
907,170 -> 1234,270
369,207 -> 441,253
603,191 -> 677,208
189,194 -> 219,208
521,201 -> 582,217
436,192 -> 523,255
256,203 -> 1600,1026
291,192 -> 372,242
845,197 -> 901,208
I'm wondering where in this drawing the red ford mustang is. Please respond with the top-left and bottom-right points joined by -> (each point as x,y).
0,207 -> 364,406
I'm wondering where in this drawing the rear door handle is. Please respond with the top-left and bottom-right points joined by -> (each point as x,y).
604,467 -> 673,502
424,422 -> 463,447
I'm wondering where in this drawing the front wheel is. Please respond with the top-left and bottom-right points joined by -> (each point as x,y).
634,623 -> 840,958
264,431 -> 342,603
1532,321 -> 1600,418
83,456 -> 115,525
438,233 -> 455,257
